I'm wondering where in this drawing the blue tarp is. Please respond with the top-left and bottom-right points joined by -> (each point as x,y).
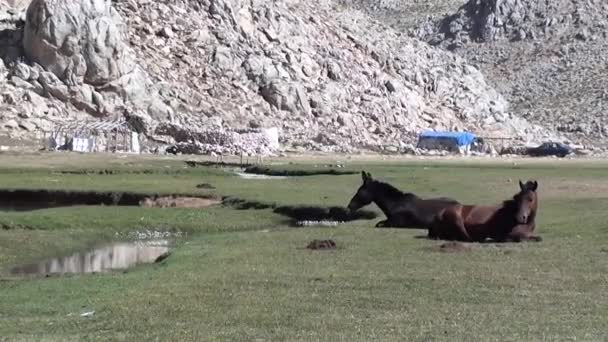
418,131 -> 477,147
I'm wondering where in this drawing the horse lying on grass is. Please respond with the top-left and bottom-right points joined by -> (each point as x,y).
347,171 -> 541,243
346,171 -> 471,241
430,180 -> 542,243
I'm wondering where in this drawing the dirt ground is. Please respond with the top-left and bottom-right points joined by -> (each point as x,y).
140,196 -> 222,209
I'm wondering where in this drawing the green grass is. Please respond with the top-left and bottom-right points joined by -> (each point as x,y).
0,152 -> 607,341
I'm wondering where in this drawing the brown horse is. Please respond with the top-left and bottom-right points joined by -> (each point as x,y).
347,171 -> 471,241
430,180 -> 541,242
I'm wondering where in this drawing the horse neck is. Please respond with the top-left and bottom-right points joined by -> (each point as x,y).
370,181 -> 411,215
528,200 -> 538,223
498,199 -> 519,226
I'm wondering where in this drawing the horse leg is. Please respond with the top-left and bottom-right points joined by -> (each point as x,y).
427,226 -> 439,240
426,226 -> 438,240
444,210 -> 471,242
506,224 -> 542,243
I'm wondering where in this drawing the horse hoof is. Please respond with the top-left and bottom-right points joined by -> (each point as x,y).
531,236 -> 543,242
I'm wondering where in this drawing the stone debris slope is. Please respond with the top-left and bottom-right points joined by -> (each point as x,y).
1,0 -> 557,154
414,0 -> 608,145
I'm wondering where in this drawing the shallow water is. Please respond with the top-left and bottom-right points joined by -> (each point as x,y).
234,171 -> 287,179
10,240 -> 171,277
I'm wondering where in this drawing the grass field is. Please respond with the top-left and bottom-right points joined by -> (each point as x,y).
0,152 -> 607,341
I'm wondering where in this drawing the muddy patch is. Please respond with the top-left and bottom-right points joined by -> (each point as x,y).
306,239 -> 337,250
196,183 -> 215,189
430,242 -> 472,253
140,196 -> 221,209
9,239 -> 173,277
0,188 -> 220,211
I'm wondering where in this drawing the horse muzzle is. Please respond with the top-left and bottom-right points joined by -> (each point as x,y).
516,214 -> 528,224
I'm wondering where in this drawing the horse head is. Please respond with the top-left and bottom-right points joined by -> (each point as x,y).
513,180 -> 539,224
347,171 -> 375,211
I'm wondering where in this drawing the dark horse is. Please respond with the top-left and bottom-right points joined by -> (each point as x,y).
430,180 -> 541,242
347,171 -> 471,241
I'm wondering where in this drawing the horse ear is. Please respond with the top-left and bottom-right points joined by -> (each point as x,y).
531,181 -> 538,191
361,171 -> 368,183
366,172 -> 373,181
519,180 -> 525,191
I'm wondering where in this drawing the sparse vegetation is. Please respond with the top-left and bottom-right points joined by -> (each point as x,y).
1,152 -> 607,340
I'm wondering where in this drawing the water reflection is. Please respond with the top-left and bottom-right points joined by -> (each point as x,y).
10,240 -> 170,276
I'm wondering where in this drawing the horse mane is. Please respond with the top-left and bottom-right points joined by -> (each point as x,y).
370,180 -> 417,200
501,198 -> 519,213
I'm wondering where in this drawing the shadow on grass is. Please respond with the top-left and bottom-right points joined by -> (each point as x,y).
222,197 -> 378,226
185,160 -> 356,177
185,160 -> 251,168
243,165 -> 357,177
0,188 -> 218,212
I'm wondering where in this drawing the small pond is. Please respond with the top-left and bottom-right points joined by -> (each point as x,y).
9,239 -> 172,277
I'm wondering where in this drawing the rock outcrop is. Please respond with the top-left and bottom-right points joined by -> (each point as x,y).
415,0 -> 608,45
413,0 -> 608,146
1,0 -> 559,154
22,0 -> 171,122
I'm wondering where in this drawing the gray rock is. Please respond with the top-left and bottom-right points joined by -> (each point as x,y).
10,76 -> 34,89
13,63 -> 30,80
70,85 -> 97,114
24,91 -> 49,116
260,80 -> 311,115
413,0 -> 605,145
4,119 -> 18,129
385,80 -> 397,93
24,0 -> 136,86
38,71 -> 69,101
91,91 -> 108,115
1,0 -> 30,10
326,62 -> 341,81
159,27 -> 174,38
0,0 -> 564,152
187,29 -> 212,45
18,121 -> 37,131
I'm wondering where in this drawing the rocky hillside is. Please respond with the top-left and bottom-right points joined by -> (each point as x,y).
412,0 -> 608,146
0,0 -> 557,154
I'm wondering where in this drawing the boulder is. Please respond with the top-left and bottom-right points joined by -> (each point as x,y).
23,0 -> 137,86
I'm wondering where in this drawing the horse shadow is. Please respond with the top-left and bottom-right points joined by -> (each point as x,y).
222,197 -> 378,226
274,205 -> 377,224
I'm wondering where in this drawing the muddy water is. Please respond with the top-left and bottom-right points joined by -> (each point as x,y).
10,240 -> 171,277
